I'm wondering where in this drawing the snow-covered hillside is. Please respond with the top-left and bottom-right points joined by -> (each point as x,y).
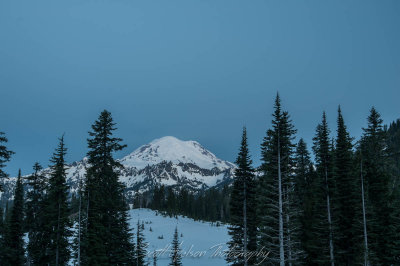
1,136 -> 235,201
129,208 -> 229,266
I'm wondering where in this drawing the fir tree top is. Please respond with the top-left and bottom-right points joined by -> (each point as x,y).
296,138 -> 312,168
336,106 -> 353,151
14,169 -> 24,215
235,127 -> 253,174
49,135 -> 67,180
362,107 -> 385,145
25,162 -> 46,212
273,92 -> 282,123
261,93 -> 296,167
87,110 -> 127,169
364,107 -> 383,135
313,111 -> 332,166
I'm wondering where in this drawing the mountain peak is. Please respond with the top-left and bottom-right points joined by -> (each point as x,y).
120,136 -> 235,170
151,135 -> 182,143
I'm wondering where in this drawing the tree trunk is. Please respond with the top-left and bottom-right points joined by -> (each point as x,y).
78,182 -> 82,266
243,176 -> 248,266
325,165 -> 335,266
285,187 -> 293,266
56,202 -> 61,266
360,160 -> 369,266
278,130 -> 285,266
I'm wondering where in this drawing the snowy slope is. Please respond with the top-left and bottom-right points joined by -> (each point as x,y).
129,208 -> 230,266
121,136 -> 235,170
118,136 -> 235,194
22,208 -> 230,265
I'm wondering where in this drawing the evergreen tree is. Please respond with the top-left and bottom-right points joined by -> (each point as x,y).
26,162 -> 48,265
333,107 -> 361,265
257,94 -> 298,265
0,131 -> 14,239
0,131 -> 14,191
312,112 -> 336,265
226,127 -> 257,266
293,139 -> 318,265
387,119 -> 400,181
169,227 -> 182,266
43,136 -> 71,265
387,119 -> 400,264
82,110 -> 134,265
1,169 -> 25,266
360,107 -> 399,264
135,220 -> 147,266
281,112 -> 304,266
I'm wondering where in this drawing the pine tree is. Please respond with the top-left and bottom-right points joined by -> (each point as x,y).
360,107 -> 399,264
135,220 -> 147,266
169,227 -> 182,266
1,169 -> 25,265
293,138 -> 317,264
43,136 -> 71,265
226,127 -> 257,266
387,119 -> 400,261
333,107 -> 362,265
0,131 -> 12,251
387,119 -> 400,181
82,110 -> 134,265
281,111 -> 303,266
26,162 -> 48,265
257,94 -> 298,265
312,112 -> 336,265
0,131 -> 14,192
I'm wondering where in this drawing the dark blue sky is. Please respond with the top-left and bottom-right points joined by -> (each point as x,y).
1,0 -> 399,175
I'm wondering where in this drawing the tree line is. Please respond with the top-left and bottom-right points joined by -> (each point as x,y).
227,94 -> 400,265
128,184 -> 231,223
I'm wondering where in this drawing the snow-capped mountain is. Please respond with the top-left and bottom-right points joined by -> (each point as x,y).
121,136 -> 234,170
0,136 -> 236,201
